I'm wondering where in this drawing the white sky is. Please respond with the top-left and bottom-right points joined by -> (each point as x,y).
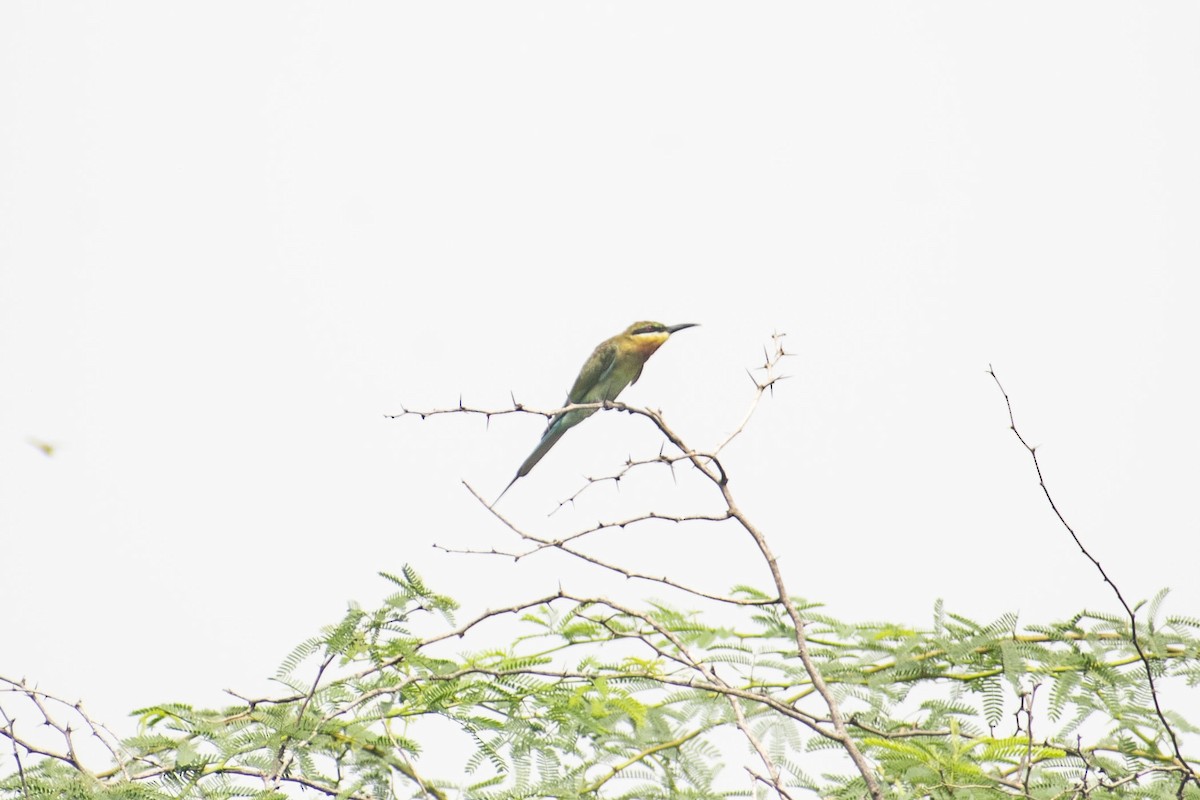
2,0 -> 1198,786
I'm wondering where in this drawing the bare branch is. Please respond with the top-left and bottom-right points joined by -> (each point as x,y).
989,366 -> 1198,790
713,331 -> 789,457
0,676 -> 141,785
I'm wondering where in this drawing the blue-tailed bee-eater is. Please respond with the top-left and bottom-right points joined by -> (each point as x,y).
494,321 -> 698,503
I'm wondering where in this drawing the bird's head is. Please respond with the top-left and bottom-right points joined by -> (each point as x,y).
623,321 -> 699,337
621,321 -> 699,352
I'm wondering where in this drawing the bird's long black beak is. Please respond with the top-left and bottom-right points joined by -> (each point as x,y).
666,323 -> 699,334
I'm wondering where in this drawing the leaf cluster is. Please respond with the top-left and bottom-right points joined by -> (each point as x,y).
3,571 -> 1198,799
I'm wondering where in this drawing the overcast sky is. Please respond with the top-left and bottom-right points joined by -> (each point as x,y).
2,0 -> 1198,784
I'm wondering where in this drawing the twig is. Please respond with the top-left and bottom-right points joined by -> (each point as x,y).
713,331 -> 790,457
460,482 -> 771,606
582,728 -> 705,793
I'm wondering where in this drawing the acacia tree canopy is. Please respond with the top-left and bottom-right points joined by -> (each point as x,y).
3,341 -> 1197,799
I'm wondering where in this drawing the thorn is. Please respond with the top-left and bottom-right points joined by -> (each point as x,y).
485,413 -> 491,430
458,393 -> 464,410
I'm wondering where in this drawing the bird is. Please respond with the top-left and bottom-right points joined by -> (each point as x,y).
493,321 -> 698,505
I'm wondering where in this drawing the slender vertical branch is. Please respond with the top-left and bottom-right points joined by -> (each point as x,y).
724,494 -> 884,799
270,653 -> 335,791
1016,683 -> 1039,798
0,709 -> 28,798
989,367 -> 1197,791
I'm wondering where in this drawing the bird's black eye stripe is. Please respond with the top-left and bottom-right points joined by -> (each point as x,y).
633,325 -> 663,335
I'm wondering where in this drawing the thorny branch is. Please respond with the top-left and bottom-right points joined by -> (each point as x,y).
989,367 -> 1199,794
0,709 -> 26,799
394,333 -> 885,800
445,487 -> 767,606
0,677 -> 135,783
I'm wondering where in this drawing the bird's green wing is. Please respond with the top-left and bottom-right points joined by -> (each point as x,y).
566,339 -> 618,404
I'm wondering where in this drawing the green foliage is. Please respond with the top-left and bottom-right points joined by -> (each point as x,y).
3,571 -> 1199,799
